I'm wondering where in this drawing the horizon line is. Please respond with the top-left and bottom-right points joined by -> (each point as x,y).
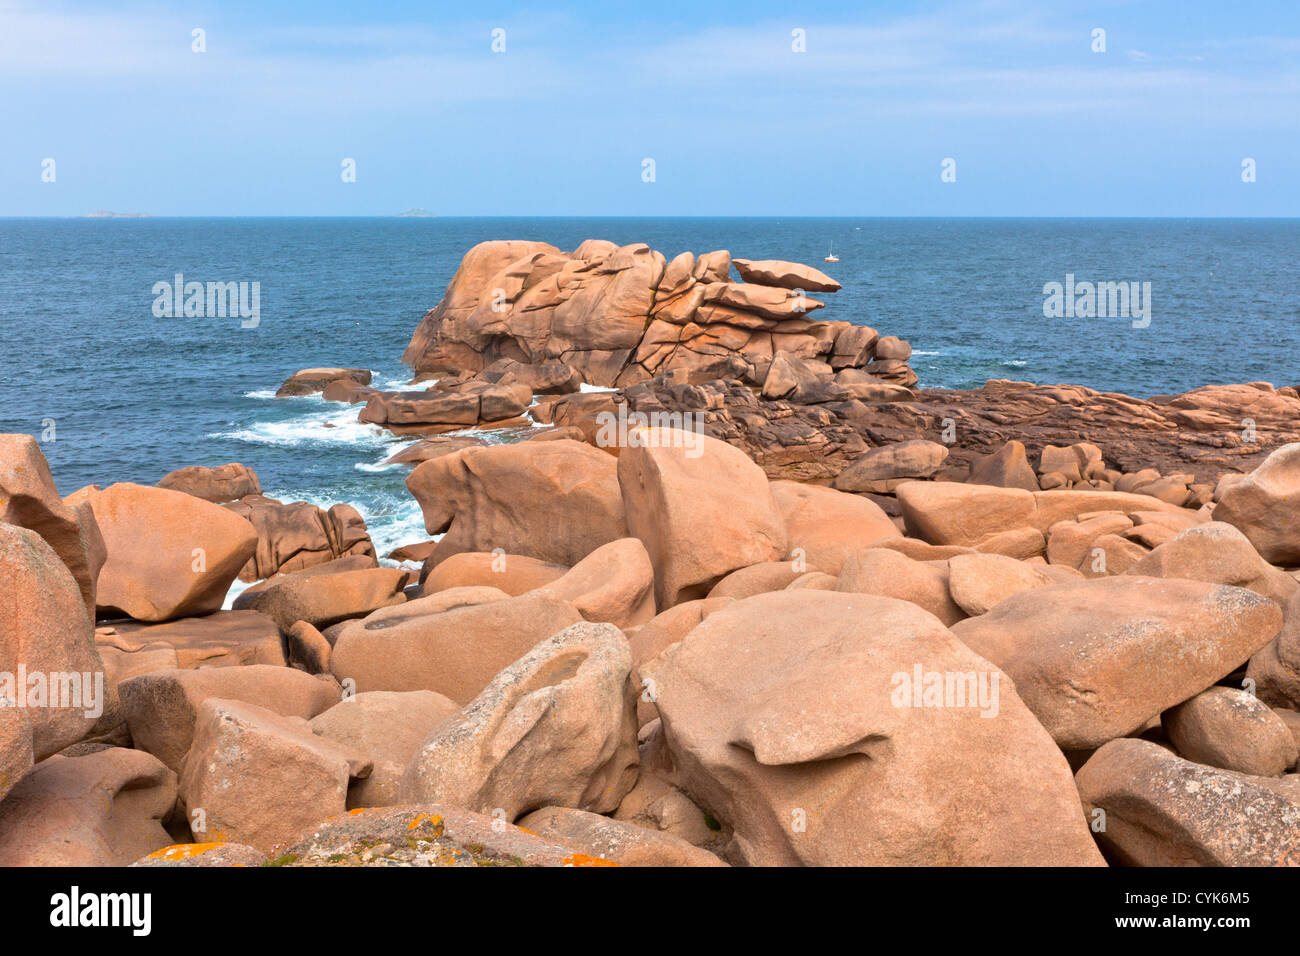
4,214 -> 1300,221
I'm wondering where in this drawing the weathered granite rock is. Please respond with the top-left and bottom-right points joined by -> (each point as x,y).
277,367 -> 371,398
119,665 -> 342,772
0,524 -> 104,765
157,462 -> 261,502
946,552 -> 1052,616
836,547 -> 966,626
358,379 -> 534,430
279,805 -> 606,866
1124,521 -> 1297,607
0,748 -> 175,866
310,690 -> 459,809
401,622 -> 639,820
832,440 -> 949,493
1076,737 -> 1300,866
618,427 -> 786,608
177,698 -> 372,855
407,439 -> 629,567
1214,442 -> 1300,565
731,258 -> 841,293
537,537 -> 657,629
401,240 -> 909,389
967,440 -> 1040,491
104,610 -> 285,669
1163,686 -> 1298,777
951,577 -> 1282,749
133,842 -> 269,867
422,551 -> 568,596
78,482 -> 258,621
233,562 -> 407,631
0,434 -> 106,615
517,806 -> 726,866
329,590 -> 582,703
647,590 -> 1102,865
224,496 -> 376,581
768,480 -> 898,575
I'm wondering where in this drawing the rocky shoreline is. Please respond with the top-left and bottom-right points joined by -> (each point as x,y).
2,239 -> 1299,867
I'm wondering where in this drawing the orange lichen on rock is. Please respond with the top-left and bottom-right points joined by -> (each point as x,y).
147,842 -> 225,861
561,853 -> 619,867
407,812 -> 444,832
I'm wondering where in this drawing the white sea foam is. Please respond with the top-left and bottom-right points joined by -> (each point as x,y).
222,576 -> 257,610
579,382 -> 617,393
242,388 -> 280,399
437,423 -> 537,444
378,374 -> 435,392
212,405 -> 391,448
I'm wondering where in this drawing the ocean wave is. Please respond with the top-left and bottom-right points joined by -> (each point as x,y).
354,435 -> 425,472
377,374 -> 435,392
437,423 -> 541,444
242,388 -> 280,400
579,382 -> 617,393
211,405 -> 392,448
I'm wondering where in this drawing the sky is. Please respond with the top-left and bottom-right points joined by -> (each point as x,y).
2,0 -> 1299,216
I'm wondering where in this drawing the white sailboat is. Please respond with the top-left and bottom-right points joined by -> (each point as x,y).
824,242 -> 839,263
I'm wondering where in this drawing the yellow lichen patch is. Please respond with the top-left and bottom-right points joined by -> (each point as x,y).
562,854 -> 619,867
407,812 -> 444,832
147,842 -> 224,861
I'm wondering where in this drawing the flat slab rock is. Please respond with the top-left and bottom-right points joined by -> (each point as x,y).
272,806 -> 618,867
591,376 -> 1300,483
99,609 -> 286,668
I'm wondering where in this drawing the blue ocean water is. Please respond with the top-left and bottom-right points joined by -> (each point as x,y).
2,217 -> 1298,558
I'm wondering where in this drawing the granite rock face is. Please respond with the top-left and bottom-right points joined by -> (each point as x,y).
400,239 -> 915,390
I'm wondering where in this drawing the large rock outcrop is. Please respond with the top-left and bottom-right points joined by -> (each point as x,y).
400,240 -> 911,389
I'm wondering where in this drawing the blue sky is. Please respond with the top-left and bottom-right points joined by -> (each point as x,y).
3,0 -> 1298,216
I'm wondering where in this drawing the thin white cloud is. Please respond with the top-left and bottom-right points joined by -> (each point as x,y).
1,0 -> 1297,126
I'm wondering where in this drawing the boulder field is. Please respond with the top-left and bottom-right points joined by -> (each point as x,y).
5,426 -> 1300,868
4,240 -> 1300,868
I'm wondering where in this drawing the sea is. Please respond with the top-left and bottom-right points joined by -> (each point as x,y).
3,217 -> 1298,566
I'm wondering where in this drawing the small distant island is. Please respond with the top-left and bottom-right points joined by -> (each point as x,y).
85,210 -> 150,218
393,208 -> 435,218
